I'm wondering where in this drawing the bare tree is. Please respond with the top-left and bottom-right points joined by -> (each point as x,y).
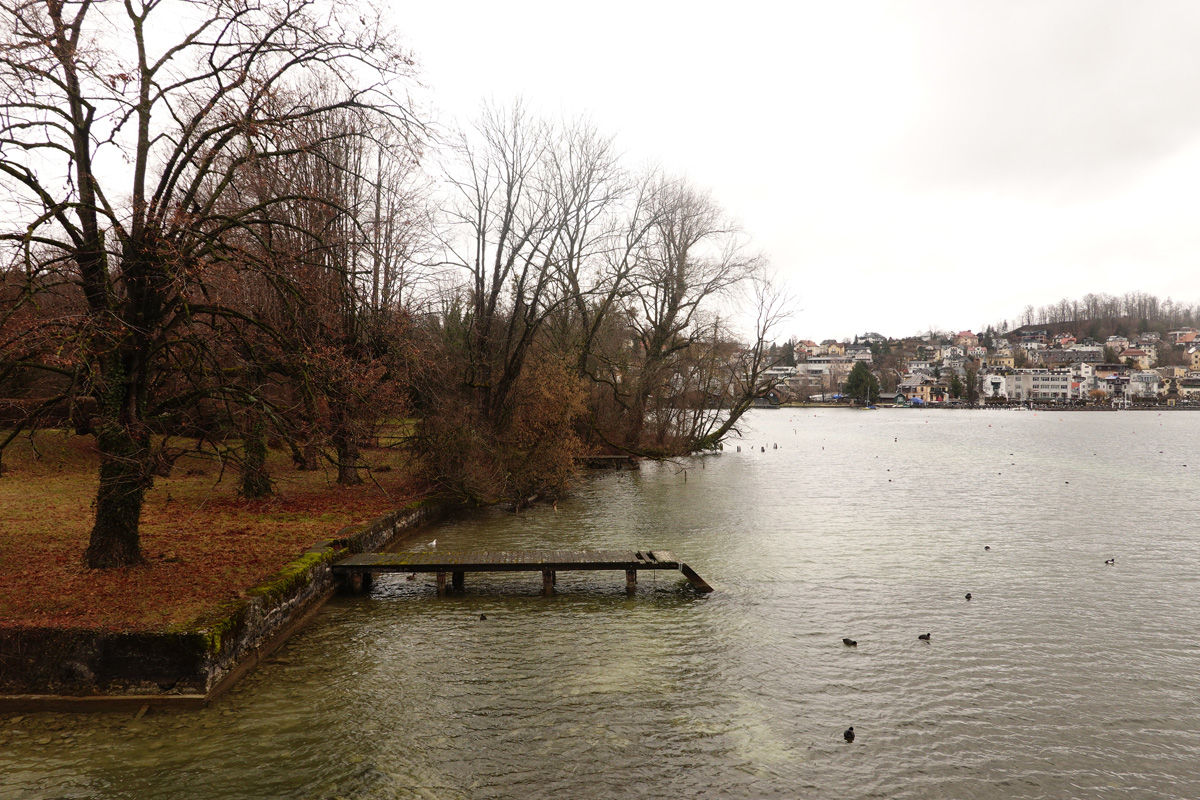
440,103 -> 574,429
620,178 -> 759,452
0,0 -> 419,566
687,274 -> 793,450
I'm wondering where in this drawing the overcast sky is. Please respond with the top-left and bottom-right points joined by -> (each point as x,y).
391,0 -> 1200,342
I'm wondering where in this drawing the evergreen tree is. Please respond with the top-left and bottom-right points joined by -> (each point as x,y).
949,373 -> 964,399
781,339 -> 797,367
844,362 -> 880,405
965,367 -> 980,405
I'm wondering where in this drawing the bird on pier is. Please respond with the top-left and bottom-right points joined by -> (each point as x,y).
842,638 -> 857,647
918,633 -> 931,641
843,726 -> 855,742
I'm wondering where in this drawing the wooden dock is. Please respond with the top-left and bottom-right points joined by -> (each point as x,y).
332,549 -> 713,596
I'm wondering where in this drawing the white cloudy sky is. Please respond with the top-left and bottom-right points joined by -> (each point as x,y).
390,0 -> 1200,342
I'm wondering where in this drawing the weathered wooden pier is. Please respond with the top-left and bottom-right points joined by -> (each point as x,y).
333,549 -> 713,596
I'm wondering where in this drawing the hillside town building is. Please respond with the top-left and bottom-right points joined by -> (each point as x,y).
784,325 -> 1200,407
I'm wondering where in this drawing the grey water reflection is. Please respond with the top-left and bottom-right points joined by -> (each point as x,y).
4,409 -> 1200,799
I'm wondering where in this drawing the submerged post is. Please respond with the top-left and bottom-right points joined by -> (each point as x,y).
452,571 -> 464,591
626,569 -> 637,595
542,570 -> 554,596
436,572 -> 447,597
679,563 -> 713,592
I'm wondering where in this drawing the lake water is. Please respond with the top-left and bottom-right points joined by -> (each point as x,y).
4,409 -> 1200,799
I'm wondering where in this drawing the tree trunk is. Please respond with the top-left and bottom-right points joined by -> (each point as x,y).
332,407 -> 362,485
290,441 -> 321,471
240,414 -> 273,498
84,421 -> 148,568
289,393 -> 322,471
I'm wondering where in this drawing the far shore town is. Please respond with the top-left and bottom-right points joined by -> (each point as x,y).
763,327 -> 1200,408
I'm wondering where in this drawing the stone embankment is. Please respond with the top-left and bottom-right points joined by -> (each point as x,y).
0,501 -> 441,711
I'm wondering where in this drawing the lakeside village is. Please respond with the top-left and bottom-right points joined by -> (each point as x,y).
761,327 -> 1200,408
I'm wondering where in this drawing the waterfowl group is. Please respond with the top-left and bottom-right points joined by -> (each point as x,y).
837,541 -> 1129,743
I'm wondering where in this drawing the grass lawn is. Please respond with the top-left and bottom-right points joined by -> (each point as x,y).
0,430 -> 425,633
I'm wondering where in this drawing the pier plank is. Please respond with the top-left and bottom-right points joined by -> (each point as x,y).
332,548 -> 711,595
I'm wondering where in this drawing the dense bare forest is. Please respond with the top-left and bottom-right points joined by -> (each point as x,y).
996,292 -> 1200,338
0,0 -> 787,567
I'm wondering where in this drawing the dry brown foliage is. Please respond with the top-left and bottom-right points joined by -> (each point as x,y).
0,431 -> 424,632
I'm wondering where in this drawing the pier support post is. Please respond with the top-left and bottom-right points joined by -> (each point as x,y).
436,572 -> 447,597
336,571 -> 372,595
542,570 -> 555,596
452,571 -> 464,592
626,569 -> 637,595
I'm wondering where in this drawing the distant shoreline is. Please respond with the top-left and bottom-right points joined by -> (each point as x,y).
778,402 -> 1199,412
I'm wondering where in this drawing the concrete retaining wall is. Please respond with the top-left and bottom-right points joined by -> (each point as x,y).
0,500 -> 442,709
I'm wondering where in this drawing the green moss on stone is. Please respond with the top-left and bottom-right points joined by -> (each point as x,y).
177,499 -> 444,659
247,550 -> 335,606
174,601 -> 249,656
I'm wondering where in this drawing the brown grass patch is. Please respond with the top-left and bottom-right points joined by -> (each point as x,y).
0,430 -> 425,632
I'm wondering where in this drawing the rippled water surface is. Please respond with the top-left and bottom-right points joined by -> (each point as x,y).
5,409 -> 1200,799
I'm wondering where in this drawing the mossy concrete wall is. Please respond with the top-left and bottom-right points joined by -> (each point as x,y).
0,500 -> 442,708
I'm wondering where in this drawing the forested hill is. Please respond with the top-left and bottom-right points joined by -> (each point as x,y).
996,292 -> 1199,340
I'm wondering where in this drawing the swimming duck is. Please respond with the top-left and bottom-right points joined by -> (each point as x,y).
844,726 -> 855,742
842,638 -> 857,647
918,633 -> 931,641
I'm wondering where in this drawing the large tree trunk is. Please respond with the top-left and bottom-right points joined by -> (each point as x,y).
85,421 -> 148,569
